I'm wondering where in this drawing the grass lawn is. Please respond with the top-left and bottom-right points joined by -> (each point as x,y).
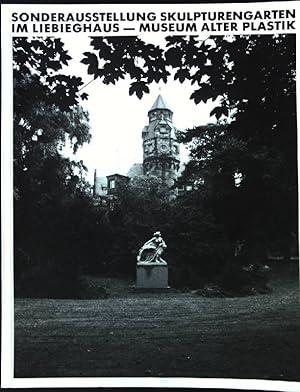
14,270 -> 300,380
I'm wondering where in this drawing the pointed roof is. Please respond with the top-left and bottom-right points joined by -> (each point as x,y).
150,94 -> 172,112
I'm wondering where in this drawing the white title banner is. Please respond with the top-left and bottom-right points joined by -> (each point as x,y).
2,2 -> 299,36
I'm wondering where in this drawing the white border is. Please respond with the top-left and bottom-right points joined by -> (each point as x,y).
7,378 -> 300,390
1,1 -> 300,390
1,3 -> 14,388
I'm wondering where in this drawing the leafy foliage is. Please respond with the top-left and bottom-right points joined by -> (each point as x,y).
81,36 -> 167,97
90,176 -> 172,276
14,37 -> 87,110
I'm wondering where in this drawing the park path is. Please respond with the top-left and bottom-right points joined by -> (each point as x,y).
14,275 -> 300,379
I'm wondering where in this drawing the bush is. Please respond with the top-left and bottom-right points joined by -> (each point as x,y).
168,237 -> 232,289
216,261 -> 272,296
78,276 -> 109,299
14,248 -> 83,299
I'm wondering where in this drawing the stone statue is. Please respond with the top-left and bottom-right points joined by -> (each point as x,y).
137,231 -> 167,264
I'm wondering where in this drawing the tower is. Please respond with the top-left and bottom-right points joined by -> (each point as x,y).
142,95 -> 180,187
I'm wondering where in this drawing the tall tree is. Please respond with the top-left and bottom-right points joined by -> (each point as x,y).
13,37 -> 94,297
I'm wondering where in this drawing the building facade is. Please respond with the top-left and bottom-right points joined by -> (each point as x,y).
94,94 -> 181,196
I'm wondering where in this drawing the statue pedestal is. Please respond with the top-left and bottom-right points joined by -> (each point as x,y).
136,262 -> 169,289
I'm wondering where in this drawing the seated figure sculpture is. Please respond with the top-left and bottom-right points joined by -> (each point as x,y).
137,231 -> 167,264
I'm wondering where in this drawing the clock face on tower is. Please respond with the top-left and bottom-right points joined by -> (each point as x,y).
159,144 -> 169,153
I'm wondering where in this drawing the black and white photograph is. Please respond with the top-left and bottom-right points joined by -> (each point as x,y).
1,1 -> 300,390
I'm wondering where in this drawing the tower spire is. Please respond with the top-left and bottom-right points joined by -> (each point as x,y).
149,94 -> 172,112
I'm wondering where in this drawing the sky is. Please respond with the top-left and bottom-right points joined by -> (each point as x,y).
62,35 -> 219,184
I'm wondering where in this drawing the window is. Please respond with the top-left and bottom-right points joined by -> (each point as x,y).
109,179 -> 116,189
159,126 -> 168,134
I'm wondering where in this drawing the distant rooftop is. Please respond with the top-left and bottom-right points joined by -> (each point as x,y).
150,94 -> 172,112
